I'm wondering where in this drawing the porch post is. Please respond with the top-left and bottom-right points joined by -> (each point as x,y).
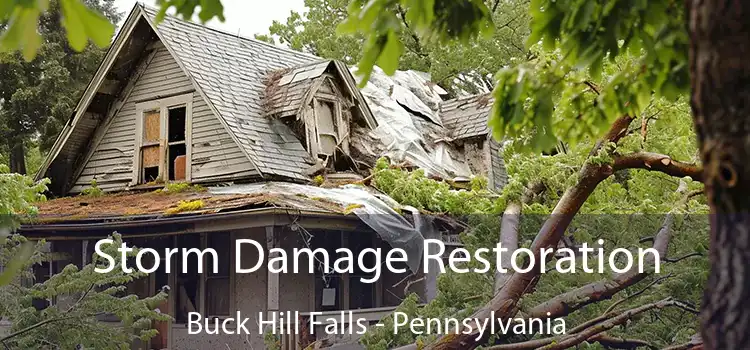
266,226 -> 280,312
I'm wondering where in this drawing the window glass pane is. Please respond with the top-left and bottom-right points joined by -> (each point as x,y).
207,233 -> 231,276
349,279 -> 375,310
168,106 -> 186,142
206,278 -> 230,316
175,234 -> 200,323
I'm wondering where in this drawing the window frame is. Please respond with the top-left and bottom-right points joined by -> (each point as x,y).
200,232 -> 234,318
133,93 -> 193,185
311,94 -> 347,158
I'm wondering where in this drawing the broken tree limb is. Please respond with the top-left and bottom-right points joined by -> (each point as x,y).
589,333 -> 658,349
420,116 -> 636,350
526,214 -> 672,318
662,334 -> 703,350
488,299 -> 678,350
526,181 -> 689,319
537,298 -> 678,350
494,201 -> 520,292
613,152 -> 703,182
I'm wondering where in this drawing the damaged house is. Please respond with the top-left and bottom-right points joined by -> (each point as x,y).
17,3 -> 506,349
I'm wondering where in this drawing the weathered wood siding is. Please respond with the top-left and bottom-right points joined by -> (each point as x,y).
487,138 -> 507,191
71,45 -> 256,193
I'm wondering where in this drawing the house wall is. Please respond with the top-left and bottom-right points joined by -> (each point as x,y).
171,227 -> 315,350
487,138 -> 507,191
462,137 -> 507,192
71,43 -> 257,194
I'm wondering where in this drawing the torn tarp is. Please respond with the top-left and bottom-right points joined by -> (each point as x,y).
352,66 -> 472,180
209,182 -> 428,273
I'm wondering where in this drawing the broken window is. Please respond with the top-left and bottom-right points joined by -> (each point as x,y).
135,94 -> 191,184
167,106 -> 187,181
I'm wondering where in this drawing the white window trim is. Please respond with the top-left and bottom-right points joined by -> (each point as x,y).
133,93 -> 193,185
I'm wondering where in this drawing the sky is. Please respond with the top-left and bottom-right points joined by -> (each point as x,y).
113,0 -> 306,37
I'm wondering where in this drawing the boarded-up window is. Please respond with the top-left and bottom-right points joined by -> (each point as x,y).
141,110 -> 161,182
315,99 -> 337,156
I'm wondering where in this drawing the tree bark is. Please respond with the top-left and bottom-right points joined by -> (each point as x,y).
8,138 -> 26,175
688,1 -> 750,348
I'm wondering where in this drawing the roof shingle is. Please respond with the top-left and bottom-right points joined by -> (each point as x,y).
142,6 -> 322,181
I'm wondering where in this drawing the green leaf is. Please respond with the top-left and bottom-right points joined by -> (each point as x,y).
60,0 -> 115,51
0,242 -> 33,286
378,30 -> 403,75
0,6 -> 43,61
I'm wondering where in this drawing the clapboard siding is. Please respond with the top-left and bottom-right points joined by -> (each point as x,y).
71,44 -> 257,194
190,96 -> 257,181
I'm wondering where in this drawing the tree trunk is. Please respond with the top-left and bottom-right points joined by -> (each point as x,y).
688,1 -> 750,348
8,139 -> 26,175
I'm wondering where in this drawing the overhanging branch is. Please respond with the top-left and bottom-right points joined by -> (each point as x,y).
614,152 -> 703,182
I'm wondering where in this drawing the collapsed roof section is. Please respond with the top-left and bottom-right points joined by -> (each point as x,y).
441,93 -> 495,140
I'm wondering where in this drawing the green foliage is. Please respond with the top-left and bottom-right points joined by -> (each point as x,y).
337,0 -> 493,85
80,179 -> 104,197
0,164 -> 48,287
155,182 -> 206,194
263,330 -> 281,350
371,159 -> 503,215
359,294 -> 425,349
0,170 -> 49,231
0,0 -> 115,61
155,0 -> 225,23
527,0 -> 688,97
165,199 -> 205,214
313,175 -> 325,186
0,233 -> 170,348
1,0 -> 121,172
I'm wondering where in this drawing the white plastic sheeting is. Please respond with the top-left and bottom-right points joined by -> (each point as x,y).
209,182 -> 430,273
353,66 -> 472,179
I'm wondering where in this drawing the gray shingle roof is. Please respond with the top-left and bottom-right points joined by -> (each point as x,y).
265,61 -> 332,118
440,93 -> 494,140
142,6 -> 324,181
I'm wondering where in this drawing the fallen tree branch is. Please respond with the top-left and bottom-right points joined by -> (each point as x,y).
589,333 -> 658,349
495,202 -> 521,292
489,299 -> 678,350
662,334 -> 703,350
664,252 -> 703,263
537,298 -> 678,350
526,209 -> 674,319
613,152 -> 703,182
418,116 -> 636,350
603,273 -> 674,314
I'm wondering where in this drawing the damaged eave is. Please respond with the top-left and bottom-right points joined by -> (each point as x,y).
19,207 -> 364,239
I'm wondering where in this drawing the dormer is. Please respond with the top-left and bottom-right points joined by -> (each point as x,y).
264,61 -> 377,168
